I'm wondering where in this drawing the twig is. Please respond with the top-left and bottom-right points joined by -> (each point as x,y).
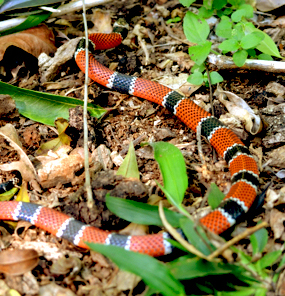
82,0 -> 93,208
205,66 -> 214,116
158,201 -> 210,260
206,221 -> 268,261
208,54 -> 285,73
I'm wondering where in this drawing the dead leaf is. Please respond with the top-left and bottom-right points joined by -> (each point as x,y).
36,147 -> 85,188
50,256 -> 82,275
119,223 -> 148,236
0,125 -> 37,182
214,86 -> 263,134
36,118 -> 71,155
90,9 -> 113,33
270,209 -> 285,240
0,24 -> 56,62
0,249 -> 38,276
39,283 -> 76,296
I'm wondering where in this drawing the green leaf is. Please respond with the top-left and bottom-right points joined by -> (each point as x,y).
179,217 -> 216,256
244,23 -> 281,58
0,81 -> 106,126
116,141 -> 140,179
231,4 -> 253,22
187,72 -> 204,85
0,10 -> 51,36
213,0 -> 227,10
188,41 -> 212,65
169,256 -> 235,280
255,250 -> 282,270
86,243 -> 185,296
106,195 -> 183,227
0,0 -> 62,13
257,53 -> 273,61
233,49 -> 248,67
215,16 -> 233,38
240,31 -> 264,49
207,183 -> 225,209
246,48 -> 256,57
232,23 -> 246,41
179,0 -> 195,6
250,227 -> 268,255
150,142 -> 188,205
209,71 -> 223,84
190,63 -> 206,73
183,11 -> 210,44
166,17 -> 181,24
198,6 -> 214,18
218,38 -> 240,53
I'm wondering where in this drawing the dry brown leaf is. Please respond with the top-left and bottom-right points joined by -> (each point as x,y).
0,124 -> 37,182
0,24 -> 56,62
270,209 -> 285,240
36,146 -> 85,188
0,249 -> 38,276
214,86 -> 263,135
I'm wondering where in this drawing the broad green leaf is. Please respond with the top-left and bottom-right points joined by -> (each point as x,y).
198,6 -> 214,18
250,227 -> 268,255
255,250 -> 282,270
169,256 -> 234,280
86,243 -> 185,296
188,41 -> 212,65
207,183 -> 225,209
233,49 -> 247,67
246,48 -> 256,57
257,53 -> 273,61
232,23 -> 245,41
202,0 -> 213,10
183,11 -> 210,44
231,4 -> 253,22
188,72 -> 204,85
150,142 -> 188,205
218,38 -> 240,53
240,31 -> 264,49
0,10 -> 51,36
213,0 -> 227,10
116,141 -> 140,179
190,63 -> 206,73
244,22 -> 281,58
0,0 -> 62,13
215,16 -> 232,38
209,71 -> 223,84
0,81 -> 106,126
179,0 -> 195,7
106,195 -> 183,227
179,217 -> 215,256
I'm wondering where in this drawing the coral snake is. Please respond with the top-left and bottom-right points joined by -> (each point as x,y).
0,20 -> 259,257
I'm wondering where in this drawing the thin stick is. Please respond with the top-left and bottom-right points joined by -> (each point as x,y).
82,0 -> 94,208
158,201 -> 210,260
206,221 -> 268,261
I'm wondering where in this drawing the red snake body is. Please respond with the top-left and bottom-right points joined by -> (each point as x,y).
0,25 -> 259,257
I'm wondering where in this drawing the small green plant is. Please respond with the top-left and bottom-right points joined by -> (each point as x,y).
88,142 -> 278,296
180,0 -> 281,86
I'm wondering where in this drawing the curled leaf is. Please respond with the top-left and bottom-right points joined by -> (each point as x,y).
214,86 -> 262,134
0,249 -> 38,276
0,24 -> 56,62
